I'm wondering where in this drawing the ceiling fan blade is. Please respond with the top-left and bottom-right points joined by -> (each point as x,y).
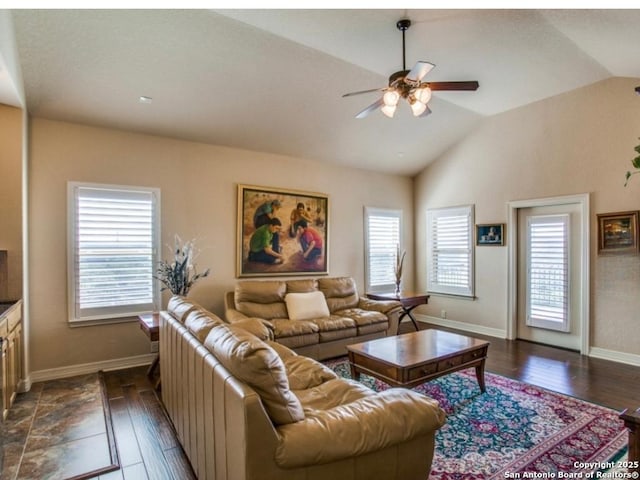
426,81 -> 479,91
342,87 -> 385,98
406,61 -> 435,82
355,98 -> 384,119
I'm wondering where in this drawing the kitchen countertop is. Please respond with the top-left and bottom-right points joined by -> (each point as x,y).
0,300 -> 19,316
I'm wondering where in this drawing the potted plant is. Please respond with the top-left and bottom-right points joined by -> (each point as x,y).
155,235 -> 210,296
624,138 -> 640,186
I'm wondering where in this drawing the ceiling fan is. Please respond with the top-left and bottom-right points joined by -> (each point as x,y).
343,19 -> 479,119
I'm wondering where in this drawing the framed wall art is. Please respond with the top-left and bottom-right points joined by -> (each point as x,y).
237,184 -> 329,277
476,223 -> 505,246
597,211 -> 639,255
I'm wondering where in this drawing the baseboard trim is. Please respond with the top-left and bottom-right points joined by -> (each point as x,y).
588,347 -> 640,367
414,314 -> 507,339
30,353 -> 156,383
415,314 -> 640,367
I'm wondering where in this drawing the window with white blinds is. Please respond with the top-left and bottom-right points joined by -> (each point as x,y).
526,214 -> 570,332
364,207 -> 402,292
68,183 -> 160,324
426,205 -> 474,297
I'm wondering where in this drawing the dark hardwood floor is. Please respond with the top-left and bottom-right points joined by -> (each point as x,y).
71,321 -> 640,478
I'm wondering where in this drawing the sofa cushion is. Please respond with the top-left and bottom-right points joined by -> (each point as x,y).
167,296 -> 202,323
282,355 -> 338,391
276,333 -> 320,349
285,291 -> 330,321
310,316 -> 357,342
271,319 -> 320,348
335,308 -> 387,326
293,378 -> 373,411
318,277 -> 359,313
184,309 -> 223,342
235,280 -> 288,320
286,279 -> 318,293
204,323 -> 305,425
271,318 -> 319,337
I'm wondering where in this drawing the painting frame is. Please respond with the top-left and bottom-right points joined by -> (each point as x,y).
237,184 -> 329,277
476,223 -> 505,246
596,211 -> 639,255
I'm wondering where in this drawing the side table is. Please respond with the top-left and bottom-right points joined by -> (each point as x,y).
138,312 -> 160,389
366,291 -> 430,331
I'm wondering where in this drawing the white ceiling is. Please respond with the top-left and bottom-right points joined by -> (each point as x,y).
3,9 -> 640,176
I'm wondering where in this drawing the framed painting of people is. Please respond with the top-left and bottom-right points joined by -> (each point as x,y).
597,211 -> 639,255
237,184 -> 329,277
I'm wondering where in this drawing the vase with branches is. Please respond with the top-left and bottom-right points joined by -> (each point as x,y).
394,245 -> 406,295
154,235 -> 210,296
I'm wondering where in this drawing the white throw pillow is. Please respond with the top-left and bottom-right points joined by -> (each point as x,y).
285,291 -> 330,321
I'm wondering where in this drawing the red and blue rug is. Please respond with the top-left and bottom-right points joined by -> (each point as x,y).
324,358 -> 628,479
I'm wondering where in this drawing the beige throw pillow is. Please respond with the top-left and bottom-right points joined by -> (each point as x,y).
284,291 -> 330,321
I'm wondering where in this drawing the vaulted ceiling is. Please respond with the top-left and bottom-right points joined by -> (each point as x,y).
2,9 -> 640,175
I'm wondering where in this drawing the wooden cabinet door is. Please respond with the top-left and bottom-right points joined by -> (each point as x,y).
1,338 -> 7,420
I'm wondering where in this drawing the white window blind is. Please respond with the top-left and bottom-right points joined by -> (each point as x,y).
68,183 -> 160,324
526,214 -> 570,332
426,205 -> 474,297
364,207 -> 402,292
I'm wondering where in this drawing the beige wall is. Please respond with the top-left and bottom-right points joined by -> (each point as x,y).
0,103 -> 23,301
28,118 -> 414,372
415,77 -> 640,356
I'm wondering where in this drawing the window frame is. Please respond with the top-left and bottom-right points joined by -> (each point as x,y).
426,205 -> 475,298
364,207 -> 403,293
67,181 -> 161,325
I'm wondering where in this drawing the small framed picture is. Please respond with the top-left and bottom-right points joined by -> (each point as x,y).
597,211 -> 639,255
476,223 -> 505,246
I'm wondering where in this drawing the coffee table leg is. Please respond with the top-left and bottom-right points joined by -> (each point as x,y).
350,363 -> 361,381
475,359 -> 487,393
347,353 -> 361,380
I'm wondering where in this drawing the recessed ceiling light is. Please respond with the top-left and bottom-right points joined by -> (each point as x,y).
139,96 -> 153,104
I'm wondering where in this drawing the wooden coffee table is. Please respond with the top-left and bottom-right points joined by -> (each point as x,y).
347,329 -> 490,391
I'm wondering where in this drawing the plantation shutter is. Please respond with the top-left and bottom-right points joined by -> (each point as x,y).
526,214 -> 570,332
426,205 -> 474,297
364,207 -> 402,292
68,183 -> 160,323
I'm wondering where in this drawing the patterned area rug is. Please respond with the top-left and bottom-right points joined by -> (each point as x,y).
325,358 -> 628,479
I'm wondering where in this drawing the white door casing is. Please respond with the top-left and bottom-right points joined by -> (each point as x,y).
507,194 -> 590,354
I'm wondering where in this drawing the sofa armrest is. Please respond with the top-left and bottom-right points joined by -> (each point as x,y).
225,306 -> 249,322
358,297 -> 402,315
274,389 -> 445,468
358,297 -> 402,335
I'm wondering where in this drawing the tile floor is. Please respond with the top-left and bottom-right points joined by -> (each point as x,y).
1,373 -> 116,480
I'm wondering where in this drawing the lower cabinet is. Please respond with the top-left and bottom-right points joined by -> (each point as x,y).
1,300 -> 22,421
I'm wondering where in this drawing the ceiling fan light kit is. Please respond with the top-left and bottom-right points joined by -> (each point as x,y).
343,18 -> 479,119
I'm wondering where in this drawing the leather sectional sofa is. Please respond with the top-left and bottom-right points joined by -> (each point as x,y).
224,276 -> 402,360
160,296 -> 446,480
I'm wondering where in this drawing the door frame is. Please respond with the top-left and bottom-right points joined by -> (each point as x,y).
506,193 -> 590,354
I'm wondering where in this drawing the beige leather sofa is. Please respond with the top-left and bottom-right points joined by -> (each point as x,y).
160,296 -> 446,480
224,276 -> 402,360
